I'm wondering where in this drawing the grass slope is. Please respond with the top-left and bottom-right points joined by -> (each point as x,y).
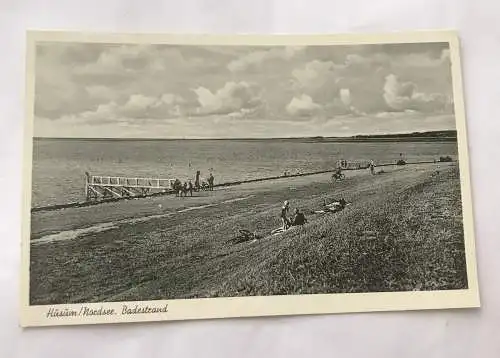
29,163 -> 467,304
211,166 -> 467,297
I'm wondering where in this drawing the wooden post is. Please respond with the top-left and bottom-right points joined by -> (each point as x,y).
85,171 -> 90,201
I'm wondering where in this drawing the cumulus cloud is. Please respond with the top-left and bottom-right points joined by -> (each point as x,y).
36,43 -> 204,120
160,93 -> 185,105
58,102 -> 121,125
286,94 -> 322,117
383,74 -> 416,110
73,45 -> 147,76
395,48 -> 451,68
383,74 -> 449,113
85,85 -> 117,101
123,94 -> 158,112
344,53 -> 389,68
337,88 -> 365,116
192,81 -> 263,117
72,45 -> 214,94
290,48 -> 452,116
292,60 -> 339,91
61,92 -> 186,126
340,88 -> 352,106
34,45 -> 92,118
35,41 -> 455,138
120,93 -> 185,118
72,44 -> 200,77
228,46 -> 305,72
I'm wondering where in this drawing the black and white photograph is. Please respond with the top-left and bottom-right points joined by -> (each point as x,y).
20,31 -> 479,326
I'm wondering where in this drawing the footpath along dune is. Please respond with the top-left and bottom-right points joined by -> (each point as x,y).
29,162 -> 466,304
30,163 -> 389,239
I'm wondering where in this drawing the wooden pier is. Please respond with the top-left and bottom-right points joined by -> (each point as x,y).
85,172 -> 175,201
336,159 -> 371,170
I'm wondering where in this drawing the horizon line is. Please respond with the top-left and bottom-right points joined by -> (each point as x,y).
33,129 -> 457,141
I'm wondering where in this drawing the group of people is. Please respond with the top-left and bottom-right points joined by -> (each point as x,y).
172,179 -> 194,197
194,171 -> 215,191
252,157 -> 385,237
172,171 -> 215,197
280,200 -> 308,231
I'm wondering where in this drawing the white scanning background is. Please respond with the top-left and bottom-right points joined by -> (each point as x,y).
1,0 -> 499,357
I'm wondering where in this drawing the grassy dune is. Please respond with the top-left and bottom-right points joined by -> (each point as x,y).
210,166 -> 467,297
29,163 -> 467,305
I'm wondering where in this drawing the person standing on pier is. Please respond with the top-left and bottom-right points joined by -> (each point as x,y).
188,180 -> 194,197
85,171 -> 91,201
208,173 -> 214,191
195,170 -> 201,191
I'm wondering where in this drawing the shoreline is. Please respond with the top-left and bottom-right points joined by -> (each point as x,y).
31,159 -> 450,213
30,167 -> 371,240
31,162 -> 452,242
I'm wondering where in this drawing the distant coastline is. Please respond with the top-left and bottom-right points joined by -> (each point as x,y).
34,130 -> 458,143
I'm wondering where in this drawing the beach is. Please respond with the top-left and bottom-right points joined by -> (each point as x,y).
30,161 -> 467,304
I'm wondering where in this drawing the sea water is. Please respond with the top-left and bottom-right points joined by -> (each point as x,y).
32,138 -> 458,207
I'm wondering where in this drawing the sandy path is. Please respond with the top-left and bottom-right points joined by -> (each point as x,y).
31,162 -> 443,241
30,163 -> 421,238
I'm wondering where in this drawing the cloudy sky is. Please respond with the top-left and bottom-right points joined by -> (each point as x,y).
34,41 -> 455,138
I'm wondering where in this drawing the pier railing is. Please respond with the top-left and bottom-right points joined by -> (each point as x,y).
90,176 -> 174,189
336,160 -> 371,170
85,174 -> 177,201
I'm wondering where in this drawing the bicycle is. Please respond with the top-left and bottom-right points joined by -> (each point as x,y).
331,172 -> 346,182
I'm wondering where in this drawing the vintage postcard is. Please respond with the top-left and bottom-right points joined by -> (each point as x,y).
20,30 -> 479,327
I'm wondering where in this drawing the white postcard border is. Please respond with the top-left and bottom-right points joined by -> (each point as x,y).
20,30 -> 480,327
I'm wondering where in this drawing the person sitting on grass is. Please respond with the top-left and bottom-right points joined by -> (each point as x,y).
324,198 -> 346,212
291,208 -> 307,226
234,229 -> 261,243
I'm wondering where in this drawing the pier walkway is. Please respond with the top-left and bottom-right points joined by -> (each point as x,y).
85,173 -> 176,201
